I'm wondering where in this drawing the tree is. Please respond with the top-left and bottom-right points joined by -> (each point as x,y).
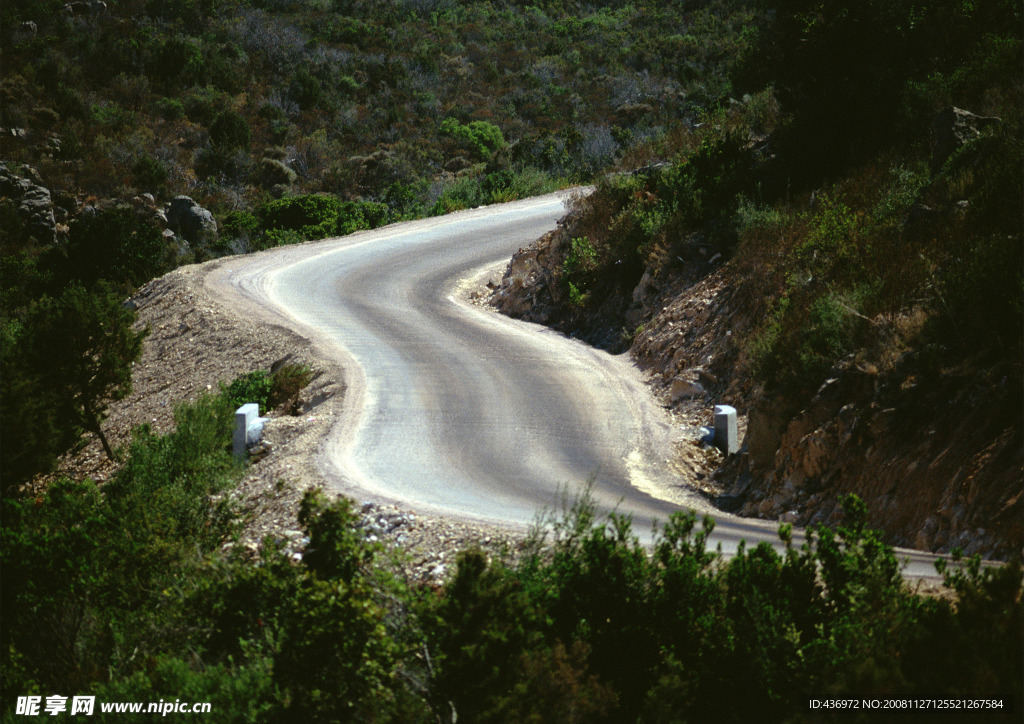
15,282 -> 147,462
65,206 -> 168,290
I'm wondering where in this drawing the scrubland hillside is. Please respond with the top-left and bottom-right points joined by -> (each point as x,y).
2,0 -> 1022,720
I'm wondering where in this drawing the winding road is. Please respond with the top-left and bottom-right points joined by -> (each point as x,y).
206,191 -> 944,577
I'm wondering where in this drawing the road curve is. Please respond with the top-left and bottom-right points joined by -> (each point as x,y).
206,191 -> 945,578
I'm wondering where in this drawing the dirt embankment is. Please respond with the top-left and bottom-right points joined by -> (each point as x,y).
488,210 -> 1022,561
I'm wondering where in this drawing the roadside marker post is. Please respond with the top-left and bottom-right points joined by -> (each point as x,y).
233,403 -> 266,459
714,404 -> 738,455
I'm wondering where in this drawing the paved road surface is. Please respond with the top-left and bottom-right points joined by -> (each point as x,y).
207,192 -> 945,578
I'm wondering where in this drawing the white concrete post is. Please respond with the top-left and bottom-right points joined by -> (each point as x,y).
714,404 -> 739,455
233,403 -> 263,459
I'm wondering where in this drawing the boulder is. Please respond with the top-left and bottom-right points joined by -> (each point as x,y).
12,21 -> 37,44
165,195 -> 217,245
631,267 -> 658,306
0,162 -> 56,244
930,106 -> 999,174
669,371 -> 706,402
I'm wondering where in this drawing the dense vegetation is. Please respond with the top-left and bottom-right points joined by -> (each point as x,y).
2,391 -> 1021,721
1,0 -> 758,227
546,0 -> 1021,405
2,0 -> 1022,719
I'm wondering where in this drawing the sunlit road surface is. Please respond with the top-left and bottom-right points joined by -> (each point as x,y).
207,192 -> 946,580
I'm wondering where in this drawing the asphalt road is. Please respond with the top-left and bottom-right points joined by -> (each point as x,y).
207,191 -> 945,578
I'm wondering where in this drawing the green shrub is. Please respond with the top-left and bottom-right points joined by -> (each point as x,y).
871,163 -> 929,229
106,394 -> 240,560
273,490 -> 400,720
222,364 -> 313,415
93,655 -> 276,723
1,477 -> 108,691
65,207 -> 167,289
132,153 -> 169,192
441,118 -> 506,161
183,87 -> 228,126
562,235 -> 596,306
253,227 -> 303,250
1,392 -> 244,697
336,200 -> 392,235
260,194 -> 342,238
89,101 -> 135,129
195,144 -> 249,183
222,370 -> 274,414
429,174 -> 484,215
288,68 -> 330,111
795,291 -> 862,378
149,36 -> 204,87
154,96 -> 186,120
0,280 -> 149,483
221,210 -> 260,242
254,157 -> 297,188
209,109 -> 251,149
744,295 -> 789,379
800,194 -> 859,261
269,363 -> 313,414
734,195 -> 791,237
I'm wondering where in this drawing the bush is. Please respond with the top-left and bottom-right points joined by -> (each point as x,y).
155,96 -> 186,121
1,393 -> 241,696
209,109 -> 251,149
220,210 -> 260,243
273,490 -> 400,720
260,194 -> 343,238
270,363 -> 312,414
562,235 -> 596,306
426,491 -> 1023,722
441,118 -> 506,161
254,157 -> 297,188
222,370 -> 274,414
196,144 -> 250,184
253,227 -> 303,250
65,206 -> 168,289
106,394 -> 240,560
3,282 -> 147,465
149,36 -> 204,88
222,364 -> 312,415
132,153 -> 169,193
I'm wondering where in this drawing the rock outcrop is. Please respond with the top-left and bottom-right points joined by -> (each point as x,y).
930,106 -> 1000,173
0,162 -> 57,244
732,353 -> 1021,559
165,195 -> 218,246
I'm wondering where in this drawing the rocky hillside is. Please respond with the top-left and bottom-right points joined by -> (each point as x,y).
489,103 -> 1022,560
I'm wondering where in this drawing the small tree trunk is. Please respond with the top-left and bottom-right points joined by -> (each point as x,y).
83,401 -> 116,461
93,423 -> 115,461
